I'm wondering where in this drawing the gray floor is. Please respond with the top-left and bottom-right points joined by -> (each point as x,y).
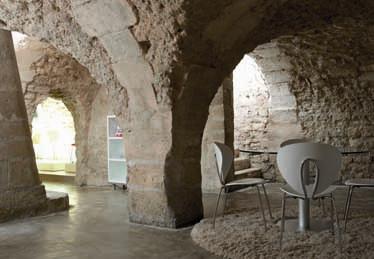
1,182 -> 373,259
0,182 -> 218,259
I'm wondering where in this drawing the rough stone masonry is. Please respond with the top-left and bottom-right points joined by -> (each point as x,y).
0,30 -> 68,221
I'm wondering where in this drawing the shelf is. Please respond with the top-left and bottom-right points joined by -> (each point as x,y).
108,137 -> 123,140
108,115 -> 127,185
109,158 -> 126,162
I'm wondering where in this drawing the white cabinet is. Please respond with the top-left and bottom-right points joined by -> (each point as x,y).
107,115 -> 127,186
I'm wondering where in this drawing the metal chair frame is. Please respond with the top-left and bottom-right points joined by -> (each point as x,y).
212,142 -> 273,230
343,182 -> 374,231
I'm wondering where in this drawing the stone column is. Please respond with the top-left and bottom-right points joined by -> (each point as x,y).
201,75 -> 234,191
0,29 -> 47,221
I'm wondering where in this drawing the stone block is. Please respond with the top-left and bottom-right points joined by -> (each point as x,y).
0,139 -> 33,160
101,30 -> 141,63
112,59 -> 153,90
0,94 -> 25,120
0,160 -> 8,188
72,0 -> 136,37
270,95 -> 296,109
265,71 -> 291,84
8,158 -> 38,187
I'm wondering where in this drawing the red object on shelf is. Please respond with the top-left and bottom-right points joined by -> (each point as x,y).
115,126 -> 123,137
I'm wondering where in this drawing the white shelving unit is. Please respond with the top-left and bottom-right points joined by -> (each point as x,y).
107,115 -> 127,188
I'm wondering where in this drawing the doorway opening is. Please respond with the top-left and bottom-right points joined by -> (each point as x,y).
31,97 -> 76,183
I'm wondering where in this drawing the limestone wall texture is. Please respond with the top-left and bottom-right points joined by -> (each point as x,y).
233,55 -> 270,151
2,0 -> 374,228
279,21 -> 374,179
15,38 -> 109,186
0,30 -> 47,221
201,77 -> 234,191
230,20 -> 374,180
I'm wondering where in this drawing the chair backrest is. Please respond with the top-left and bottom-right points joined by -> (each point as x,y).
213,142 -> 233,185
277,142 -> 342,198
280,138 -> 310,148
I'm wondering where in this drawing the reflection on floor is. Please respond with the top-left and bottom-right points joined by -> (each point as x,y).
0,182 -> 218,259
1,181 -> 373,259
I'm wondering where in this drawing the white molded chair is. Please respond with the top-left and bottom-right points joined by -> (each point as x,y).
212,142 -> 272,230
277,142 -> 342,251
281,138 -> 327,212
280,138 -> 310,148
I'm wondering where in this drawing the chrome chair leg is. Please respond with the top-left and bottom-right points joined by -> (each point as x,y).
330,197 -> 334,235
256,185 -> 267,231
222,187 -> 228,218
262,184 -> 273,219
280,192 -> 286,249
213,186 -> 224,228
321,198 -> 326,216
331,194 -> 342,254
344,186 -> 354,231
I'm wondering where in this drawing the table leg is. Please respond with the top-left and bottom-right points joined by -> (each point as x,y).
299,160 -> 311,231
299,198 -> 310,231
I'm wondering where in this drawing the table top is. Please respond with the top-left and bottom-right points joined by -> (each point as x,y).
345,178 -> 374,186
239,148 -> 370,155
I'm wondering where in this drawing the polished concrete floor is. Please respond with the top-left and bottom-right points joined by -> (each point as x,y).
0,182 -> 219,259
1,182 -> 373,259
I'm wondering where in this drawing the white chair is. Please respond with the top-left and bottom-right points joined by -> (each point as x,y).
280,138 -> 310,148
212,142 -> 272,230
281,138 -> 327,212
277,142 -> 342,251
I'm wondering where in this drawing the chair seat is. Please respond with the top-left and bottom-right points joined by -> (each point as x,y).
225,178 -> 265,187
280,184 -> 337,199
345,178 -> 374,187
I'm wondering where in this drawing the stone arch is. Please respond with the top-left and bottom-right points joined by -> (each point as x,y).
15,36 -> 110,185
1,0 -> 374,228
201,17 -> 374,190
166,0 -> 374,225
0,1 -> 173,226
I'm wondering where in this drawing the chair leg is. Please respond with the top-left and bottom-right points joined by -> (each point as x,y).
344,186 -> 354,231
280,192 -> 287,250
331,194 -> 343,254
330,197 -> 334,235
321,198 -> 326,216
256,185 -> 267,231
222,187 -> 228,218
213,186 -> 224,229
262,183 -> 273,219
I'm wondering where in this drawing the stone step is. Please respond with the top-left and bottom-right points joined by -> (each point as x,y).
234,167 -> 262,178
46,191 -> 70,213
234,157 -> 251,171
39,171 -> 75,184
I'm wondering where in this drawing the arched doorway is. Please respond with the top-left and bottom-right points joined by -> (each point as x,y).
32,97 -> 76,184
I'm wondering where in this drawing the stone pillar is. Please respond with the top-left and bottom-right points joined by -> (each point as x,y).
201,75 -> 234,191
0,29 -> 47,221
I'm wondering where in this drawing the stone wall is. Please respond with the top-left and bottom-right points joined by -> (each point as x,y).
201,77 -> 234,191
229,21 -> 374,180
2,0 -> 374,228
15,37 -> 110,186
278,21 -> 374,179
233,54 -> 270,151
0,30 -> 50,221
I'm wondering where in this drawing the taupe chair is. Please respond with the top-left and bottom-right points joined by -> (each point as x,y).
212,142 -> 272,230
277,142 -> 342,251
